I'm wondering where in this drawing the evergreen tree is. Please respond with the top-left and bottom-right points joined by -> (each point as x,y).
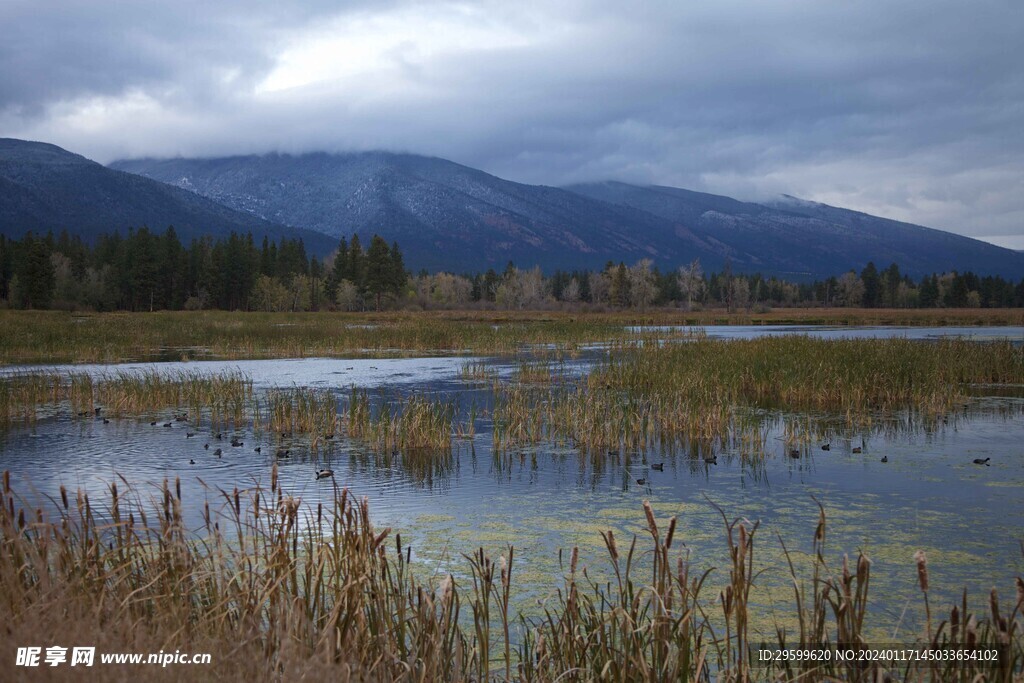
365,235 -> 392,311
348,235 -> 365,294
126,228 -> 160,311
0,235 -> 12,300
918,274 -> 939,308
260,237 -> 275,277
14,232 -> 55,309
389,240 -> 406,297
860,262 -> 881,307
881,263 -> 901,307
159,227 -> 185,309
322,237 -> 348,305
945,273 -> 969,308
332,237 -> 350,282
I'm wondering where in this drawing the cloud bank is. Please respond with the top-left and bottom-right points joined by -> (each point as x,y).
2,0 -> 1022,246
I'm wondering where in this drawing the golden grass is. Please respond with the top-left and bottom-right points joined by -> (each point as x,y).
4,335 -> 1022,467
1,472 -> 1020,681
265,387 -> 338,436
487,337 -> 1024,454
593,336 -> 1024,414
0,310 -> 631,364
2,308 -> 1021,365
0,370 -> 252,428
345,389 -> 455,453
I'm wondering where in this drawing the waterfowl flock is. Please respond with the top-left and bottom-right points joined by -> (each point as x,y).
128,414 -> 345,475
83,407 -> 998,488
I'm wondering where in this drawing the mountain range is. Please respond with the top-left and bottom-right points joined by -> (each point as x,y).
0,138 -> 336,253
112,151 -> 1024,278
2,137 -> 1020,278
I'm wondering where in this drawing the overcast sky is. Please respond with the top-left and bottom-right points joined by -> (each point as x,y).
2,0 -> 1022,247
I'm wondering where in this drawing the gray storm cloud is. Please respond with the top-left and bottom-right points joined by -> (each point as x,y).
2,0 -> 1022,246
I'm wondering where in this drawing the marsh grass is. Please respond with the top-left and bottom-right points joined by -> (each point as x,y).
0,311 -> 637,364
1,471 -> 1019,681
345,389 -> 455,453
265,387 -> 338,436
87,370 -> 253,426
4,336 -> 1021,465
488,337 -> 1024,456
461,360 -> 499,381
5,309 -> 1021,365
513,359 -> 562,385
595,337 -> 1023,415
0,372 -> 63,426
0,370 -> 253,429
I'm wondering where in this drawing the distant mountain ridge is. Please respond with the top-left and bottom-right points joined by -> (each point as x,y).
565,182 -> 1024,279
112,151 -> 695,273
111,151 -> 1024,278
0,138 -> 336,254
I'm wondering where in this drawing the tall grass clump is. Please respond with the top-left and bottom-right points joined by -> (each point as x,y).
0,370 -> 253,428
265,387 -> 338,435
0,372 -> 64,426
461,360 -> 498,381
86,370 -> 252,425
345,389 -> 454,452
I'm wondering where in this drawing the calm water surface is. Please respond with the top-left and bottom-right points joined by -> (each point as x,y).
2,325 -> 1022,636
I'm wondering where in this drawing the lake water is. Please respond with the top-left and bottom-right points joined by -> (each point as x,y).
1,325 -> 1022,638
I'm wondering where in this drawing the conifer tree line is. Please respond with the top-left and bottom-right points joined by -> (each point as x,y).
1,229 -> 1022,310
0,229 -> 405,312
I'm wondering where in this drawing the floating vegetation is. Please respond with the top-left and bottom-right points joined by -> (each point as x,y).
0,472 -> 1019,681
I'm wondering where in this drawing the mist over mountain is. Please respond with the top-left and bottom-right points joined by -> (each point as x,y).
0,139 -> 336,254
112,151 -> 1024,278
